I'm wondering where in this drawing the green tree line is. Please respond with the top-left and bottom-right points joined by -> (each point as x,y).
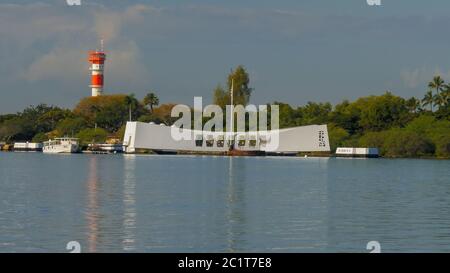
0,67 -> 449,157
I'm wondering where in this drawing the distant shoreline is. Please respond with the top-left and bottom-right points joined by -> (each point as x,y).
1,149 -> 449,160
1,79 -> 449,159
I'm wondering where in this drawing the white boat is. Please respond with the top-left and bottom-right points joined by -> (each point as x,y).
13,142 -> 43,152
335,147 -> 379,158
87,143 -> 124,153
43,138 -> 80,154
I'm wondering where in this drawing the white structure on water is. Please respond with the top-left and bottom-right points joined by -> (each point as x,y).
13,142 -> 43,152
123,122 -> 330,155
43,138 -> 80,154
335,147 -> 379,158
123,77 -> 330,155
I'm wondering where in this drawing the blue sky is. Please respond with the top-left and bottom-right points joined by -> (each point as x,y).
1,0 -> 450,113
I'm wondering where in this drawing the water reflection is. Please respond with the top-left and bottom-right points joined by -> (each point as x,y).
2,152 -> 449,252
225,157 -> 247,252
122,155 -> 137,251
85,156 -> 99,252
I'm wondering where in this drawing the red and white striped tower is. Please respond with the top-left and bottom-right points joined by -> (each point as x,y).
88,40 -> 106,97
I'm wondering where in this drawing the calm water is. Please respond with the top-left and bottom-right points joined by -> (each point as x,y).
0,152 -> 449,253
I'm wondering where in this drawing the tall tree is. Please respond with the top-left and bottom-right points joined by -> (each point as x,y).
212,84 -> 228,109
74,94 -> 144,131
227,65 -> 253,106
422,89 -> 434,111
442,85 -> 450,106
143,92 -> 159,112
434,93 -> 448,109
357,92 -> 409,131
428,75 -> 445,96
213,65 -> 253,108
406,97 -> 421,113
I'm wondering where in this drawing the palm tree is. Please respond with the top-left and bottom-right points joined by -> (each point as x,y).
422,89 -> 434,111
125,94 -> 136,122
433,93 -> 447,109
442,85 -> 450,106
428,75 -> 445,96
406,97 -> 421,113
143,92 -> 159,113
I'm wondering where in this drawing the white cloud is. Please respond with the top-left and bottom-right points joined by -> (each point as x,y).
92,4 -> 161,43
11,4 -> 153,88
24,47 -> 86,82
105,41 -> 149,87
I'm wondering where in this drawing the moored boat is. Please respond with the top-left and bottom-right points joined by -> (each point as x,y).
13,142 -> 43,152
335,147 -> 379,158
43,138 -> 80,154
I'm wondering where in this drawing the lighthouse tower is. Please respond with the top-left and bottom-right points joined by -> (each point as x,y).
88,40 -> 106,97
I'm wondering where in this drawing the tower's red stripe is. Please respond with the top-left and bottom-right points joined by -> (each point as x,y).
91,75 -> 103,86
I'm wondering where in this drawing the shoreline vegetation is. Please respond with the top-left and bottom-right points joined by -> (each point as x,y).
1,67 -> 449,159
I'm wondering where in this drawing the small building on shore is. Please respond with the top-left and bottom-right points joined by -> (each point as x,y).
335,147 -> 379,158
